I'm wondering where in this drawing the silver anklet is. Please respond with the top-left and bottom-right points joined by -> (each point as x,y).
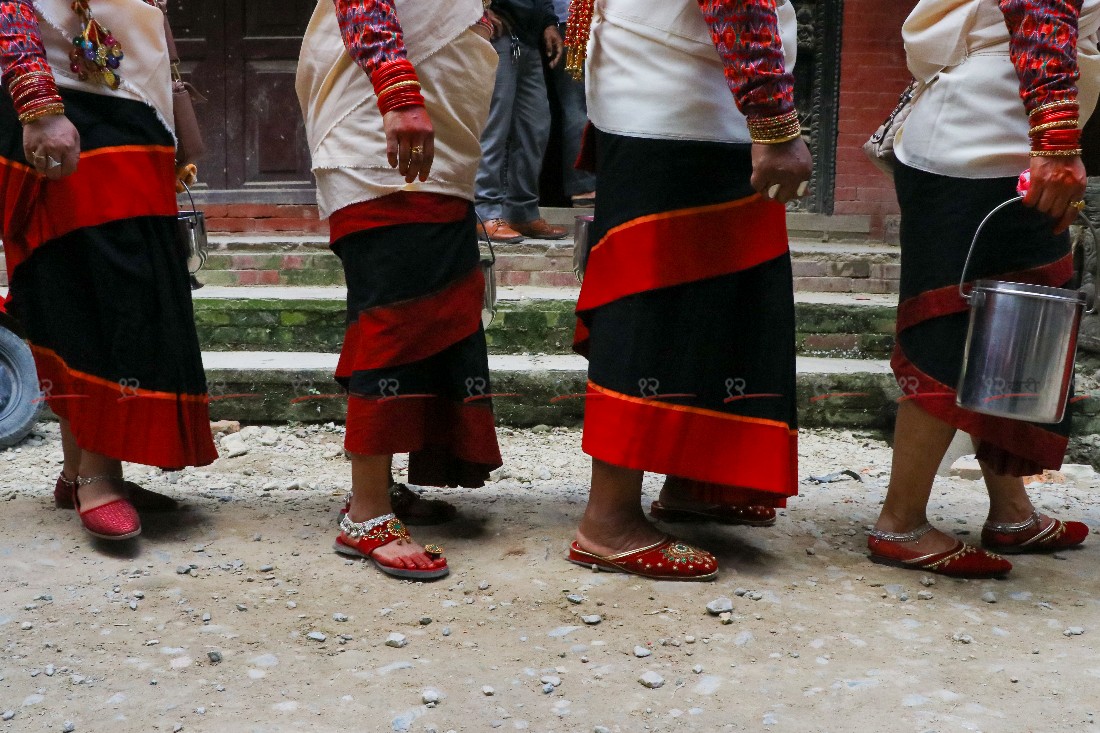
58,472 -> 77,488
868,522 -> 934,543
984,512 -> 1039,533
340,512 -> 397,539
77,474 -> 123,487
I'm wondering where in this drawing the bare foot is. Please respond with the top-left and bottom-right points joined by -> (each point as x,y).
369,536 -> 446,572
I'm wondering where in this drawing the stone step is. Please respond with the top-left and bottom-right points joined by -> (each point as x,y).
192,287 -> 898,359
196,237 -> 900,293
202,351 -> 1100,437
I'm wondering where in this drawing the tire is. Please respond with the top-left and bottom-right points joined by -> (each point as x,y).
0,326 -> 42,447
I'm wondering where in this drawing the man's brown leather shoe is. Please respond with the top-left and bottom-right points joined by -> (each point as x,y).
478,218 -> 525,243
509,217 -> 567,240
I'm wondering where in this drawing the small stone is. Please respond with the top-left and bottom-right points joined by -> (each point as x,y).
634,645 -> 652,658
286,601 -> 297,609
541,684 -> 554,694
207,651 -> 222,664
898,592 -> 910,602
718,612 -> 733,625
1064,627 -> 1085,637
419,617 -> 432,626
540,675 -> 561,687
235,604 -> 247,612
692,665 -> 703,674
478,581 -> 491,591
684,635 -> 695,644
194,707 -> 206,715
307,631 -> 327,642
176,566 -> 191,575
746,591 -> 764,601
133,591 -> 145,599
1,711 -> 13,722
44,665 -> 55,677
258,565 -> 274,572
442,627 -> 452,637
173,725 -> 183,733
917,591 -> 934,600
386,633 -> 408,648
202,613 -> 211,623
920,576 -> 936,587
638,671 -> 665,689
1010,677 -> 1019,683
422,689 -> 441,705
582,615 -> 602,625
566,594 -> 584,605
734,588 -> 748,597
805,548 -> 815,555
129,600 -> 138,611
952,633 -> 974,644
20,622 -> 32,630
333,613 -> 349,622
62,722 -> 75,733
982,592 -> 998,604
220,433 -> 249,458
482,686 -> 495,696
705,597 -> 734,615
594,727 -> 611,733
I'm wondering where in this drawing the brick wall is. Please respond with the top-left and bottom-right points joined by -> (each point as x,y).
833,0 -> 916,242
200,204 -> 328,235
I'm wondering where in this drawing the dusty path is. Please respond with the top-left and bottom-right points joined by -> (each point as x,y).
1,424 -> 1098,733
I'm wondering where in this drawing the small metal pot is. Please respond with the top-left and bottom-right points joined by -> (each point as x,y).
573,214 -> 593,282
478,220 -> 497,328
177,182 -> 207,274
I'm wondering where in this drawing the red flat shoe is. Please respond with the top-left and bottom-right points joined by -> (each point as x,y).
333,512 -> 449,580
567,537 -> 718,581
72,476 -> 141,540
981,512 -> 1089,554
868,524 -> 1010,579
55,473 -> 178,512
650,500 -> 776,527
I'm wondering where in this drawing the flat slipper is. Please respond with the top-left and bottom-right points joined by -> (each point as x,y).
567,537 -> 718,581
335,513 -> 449,580
649,500 -> 776,527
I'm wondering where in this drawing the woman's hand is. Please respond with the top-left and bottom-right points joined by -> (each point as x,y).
383,106 -> 435,183
22,114 -> 79,180
750,137 -> 813,204
484,9 -> 505,40
1023,155 -> 1087,234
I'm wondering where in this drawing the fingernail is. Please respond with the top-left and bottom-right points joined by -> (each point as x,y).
768,184 -> 780,200
796,181 -> 809,197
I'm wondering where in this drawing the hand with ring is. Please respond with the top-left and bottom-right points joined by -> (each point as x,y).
22,113 -> 80,180
1024,154 -> 1087,235
382,107 -> 435,183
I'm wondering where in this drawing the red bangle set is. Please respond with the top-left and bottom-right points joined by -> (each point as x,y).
1028,101 -> 1081,157
370,59 -> 425,115
9,70 -> 64,122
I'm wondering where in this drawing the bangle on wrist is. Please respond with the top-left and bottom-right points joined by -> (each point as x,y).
19,102 -> 66,125
1029,148 -> 1082,158
748,110 -> 801,144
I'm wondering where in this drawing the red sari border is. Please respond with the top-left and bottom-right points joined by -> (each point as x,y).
581,381 -> 798,500
329,191 -> 469,242
31,345 -> 216,470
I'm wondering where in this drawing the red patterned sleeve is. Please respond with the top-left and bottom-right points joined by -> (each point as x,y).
697,0 -> 796,123
0,0 -> 55,86
334,0 -> 409,76
999,0 -> 1083,114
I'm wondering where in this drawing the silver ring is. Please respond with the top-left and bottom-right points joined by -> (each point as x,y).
47,156 -> 61,169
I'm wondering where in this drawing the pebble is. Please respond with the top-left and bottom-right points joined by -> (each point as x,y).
917,591 -> 934,600
236,604 -> 247,612
20,622 -> 32,630
540,675 -> 561,687
44,665 -> 54,677
582,615 -> 602,625
566,594 -> 584,605
734,588 -> 748,597
442,627 -> 452,637
62,722 -> 75,733
541,684 -> 554,694
805,548 -> 815,555
478,581 -> 491,590
594,727 -> 611,733
386,633 -> 408,648
422,690 -> 440,705
638,671 -> 665,689
684,636 -> 695,644
286,601 -> 297,609
952,633 -> 974,644
333,613 -> 349,622
307,631 -> 327,642
718,612 -> 733,625
220,433 -> 249,458
898,592 -> 910,602
746,591 -> 764,601
207,651 -> 222,664
705,597 -> 734,615
634,646 -> 652,658
258,565 -> 274,572
1064,627 -> 1085,636
482,686 -> 495,696
982,592 -> 998,604
1,711 -> 13,721
692,665 -> 703,674
920,576 -> 936,587
176,566 -> 191,575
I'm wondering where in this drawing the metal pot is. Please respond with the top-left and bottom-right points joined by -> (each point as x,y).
573,214 -> 593,282
478,222 -> 497,328
177,182 -> 207,274
956,197 -> 1099,423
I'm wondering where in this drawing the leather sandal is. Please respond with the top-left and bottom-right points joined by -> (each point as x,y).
981,512 -> 1089,554
650,500 -> 776,527
55,472 -> 179,512
567,536 -> 718,581
867,523 -> 1011,578
72,475 -> 141,540
338,483 -> 457,526
334,512 -> 449,580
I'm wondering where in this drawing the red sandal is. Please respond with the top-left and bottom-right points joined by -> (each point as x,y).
71,476 -> 141,540
55,473 -> 178,512
334,512 -> 449,580
567,537 -> 719,581
650,500 -> 776,527
867,523 -> 1011,579
981,512 -> 1089,554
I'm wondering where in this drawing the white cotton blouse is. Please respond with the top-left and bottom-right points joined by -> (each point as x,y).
896,0 -> 1100,179
584,0 -> 798,144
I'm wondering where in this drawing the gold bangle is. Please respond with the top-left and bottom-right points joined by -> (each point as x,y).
378,79 -> 421,96
18,103 -> 66,125
1029,119 -> 1079,135
1029,100 -> 1078,119
753,131 -> 803,145
748,110 -> 800,143
1028,148 -> 1082,157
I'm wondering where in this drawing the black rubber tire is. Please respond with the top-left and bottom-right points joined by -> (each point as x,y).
0,326 -> 42,447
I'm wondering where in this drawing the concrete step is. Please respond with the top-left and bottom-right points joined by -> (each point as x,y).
191,287 -> 898,359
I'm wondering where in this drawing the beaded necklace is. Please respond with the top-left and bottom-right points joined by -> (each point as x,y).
69,0 -> 125,89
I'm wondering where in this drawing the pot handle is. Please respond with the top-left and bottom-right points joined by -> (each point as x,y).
958,195 -> 1100,314
179,179 -> 199,215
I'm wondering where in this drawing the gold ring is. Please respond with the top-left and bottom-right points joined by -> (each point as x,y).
410,145 -> 424,156
423,543 -> 444,556
1071,199 -> 1087,211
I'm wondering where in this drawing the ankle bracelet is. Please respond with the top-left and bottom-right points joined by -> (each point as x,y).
868,522 -> 934,543
340,512 -> 397,539
58,472 -> 77,488
984,512 -> 1039,533
77,474 -> 123,487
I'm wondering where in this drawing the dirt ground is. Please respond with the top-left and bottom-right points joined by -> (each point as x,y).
1,424 -> 1098,733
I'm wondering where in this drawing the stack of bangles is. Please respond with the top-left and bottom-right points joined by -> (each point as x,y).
1028,100 -> 1081,158
370,59 -> 425,115
747,110 -> 802,144
10,71 -> 65,125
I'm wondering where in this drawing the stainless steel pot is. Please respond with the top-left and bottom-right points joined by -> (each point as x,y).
573,214 -> 593,282
479,221 -> 497,328
956,197 -> 1099,423
177,182 -> 207,274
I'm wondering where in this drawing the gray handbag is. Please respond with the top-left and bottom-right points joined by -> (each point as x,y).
863,80 -> 920,177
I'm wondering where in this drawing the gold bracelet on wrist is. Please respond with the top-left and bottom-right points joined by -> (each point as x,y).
1029,100 -> 1078,119
378,79 -> 422,96
748,111 -> 801,144
1028,148 -> 1082,158
753,130 -> 803,145
1029,119 -> 1079,135
18,102 -> 66,125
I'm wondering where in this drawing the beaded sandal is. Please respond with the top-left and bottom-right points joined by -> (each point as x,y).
868,523 -> 1011,578
649,500 -> 776,527
567,536 -> 719,581
71,475 -> 141,540
981,512 -> 1089,555
334,512 -> 449,580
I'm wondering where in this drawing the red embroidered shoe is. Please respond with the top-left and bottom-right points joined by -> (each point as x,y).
650,500 -> 776,527
55,473 -> 178,512
333,512 -> 449,580
868,523 -> 1011,579
567,537 -> 719,581
981,512 -> 1089,554
72,476 -> 141,540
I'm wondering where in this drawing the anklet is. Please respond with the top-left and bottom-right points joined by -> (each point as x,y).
340,512 -> 405,540
58,472 -> 77,488
984,512 -> 1039,533
868,523 -> 934,543
77,474 -> 123,487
